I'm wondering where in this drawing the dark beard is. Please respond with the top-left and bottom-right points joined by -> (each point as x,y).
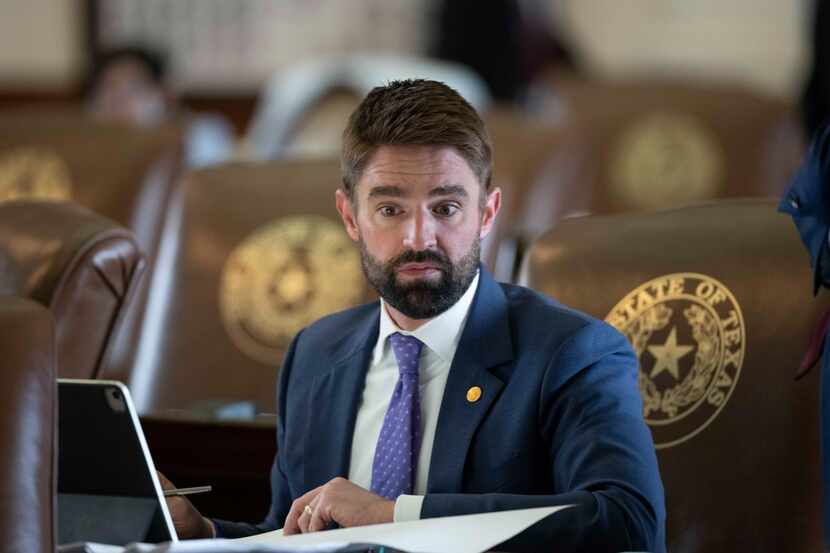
359,240 -> 480,320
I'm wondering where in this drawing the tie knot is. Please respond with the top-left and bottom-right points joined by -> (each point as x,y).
388,332 -> 423,375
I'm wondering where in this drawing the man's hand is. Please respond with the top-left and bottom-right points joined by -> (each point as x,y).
283,477 -> 395,535
157,471 -> 216,539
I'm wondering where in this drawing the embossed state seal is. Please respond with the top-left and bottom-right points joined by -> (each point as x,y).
605,273 -> 745,448
0,148 -> 73,203
219,215 -> 364,365
610,112 -> 723,210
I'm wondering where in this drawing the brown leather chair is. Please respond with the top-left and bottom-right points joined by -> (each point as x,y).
0,108 -> 183,381
0,200 -> 146,379
484,107 -> 564,280
510,78 -> 803,253
520,198 -> 825,552
0,108 -> 181,247
134,159 -> 375,416
0,295 -> 56,553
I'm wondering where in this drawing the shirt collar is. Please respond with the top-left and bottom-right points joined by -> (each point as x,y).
373,271 -> 480,365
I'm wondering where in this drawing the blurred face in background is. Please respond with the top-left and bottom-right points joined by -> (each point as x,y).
89,58 -> 168,126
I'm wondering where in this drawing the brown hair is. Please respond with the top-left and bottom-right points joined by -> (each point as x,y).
341,79 -> 492,200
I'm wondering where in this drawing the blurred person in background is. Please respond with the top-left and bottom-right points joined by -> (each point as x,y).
86,45 -> 235,168
245,54 -> 491,160
432,0 -> 579,107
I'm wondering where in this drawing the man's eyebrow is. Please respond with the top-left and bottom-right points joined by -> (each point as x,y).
367,185 -> 406,198
366,184 -> 469,199
429,185 -> 468,198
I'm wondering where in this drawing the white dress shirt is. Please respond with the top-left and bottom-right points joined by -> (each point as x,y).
347,272 -> 480,522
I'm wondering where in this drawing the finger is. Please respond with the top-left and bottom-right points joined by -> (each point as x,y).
284,502 -> 304,535
298,502 -> 313,534
300,493 -> 327,533
301,495 -> 318,533
308,498 -> 331,533
284,487 -> 322,535
165,495 -> 187,517
297,489 -> 323,534
156,471 -> 174,490
300,495 -> 319,533
284,500 -> 305,535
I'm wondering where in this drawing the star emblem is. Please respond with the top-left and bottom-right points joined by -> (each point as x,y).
647,326 -> 694,380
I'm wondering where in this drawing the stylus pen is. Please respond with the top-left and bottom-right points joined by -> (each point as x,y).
164,485 -> 212,497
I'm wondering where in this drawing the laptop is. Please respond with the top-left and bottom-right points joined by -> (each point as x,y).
57,379 -> 178,546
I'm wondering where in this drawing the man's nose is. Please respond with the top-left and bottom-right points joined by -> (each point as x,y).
402,209 -> 438,250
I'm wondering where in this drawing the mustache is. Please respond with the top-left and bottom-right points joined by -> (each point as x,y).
388,249 -> 451,270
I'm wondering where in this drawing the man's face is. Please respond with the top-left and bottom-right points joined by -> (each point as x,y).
336,145 -> 501,320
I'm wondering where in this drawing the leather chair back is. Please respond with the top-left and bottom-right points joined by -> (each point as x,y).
134,159 -> 375,415
484,107 -> 564,280
0,108 -> 181,247
0,108 -> 183,381
521,198 -> 825,552
515,78 -> 803,241
0,200 -> 146,379
0,296 -> 56,553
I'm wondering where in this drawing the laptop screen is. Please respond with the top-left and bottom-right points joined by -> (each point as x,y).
57,379 -> 177,546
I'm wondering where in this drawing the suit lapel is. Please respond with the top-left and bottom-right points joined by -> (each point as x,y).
303,309 -> 379,490
427,270 -> 514,493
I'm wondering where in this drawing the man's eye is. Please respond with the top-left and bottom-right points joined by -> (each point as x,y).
434,204 -> 459,217
378,205 -> 400,217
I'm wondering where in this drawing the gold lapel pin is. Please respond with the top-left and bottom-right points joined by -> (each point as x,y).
466,386 -> 482,403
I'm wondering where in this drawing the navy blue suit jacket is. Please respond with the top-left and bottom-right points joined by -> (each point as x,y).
779,126 -> 830,292
215,270 -> 666,552
779,126 -> 830,546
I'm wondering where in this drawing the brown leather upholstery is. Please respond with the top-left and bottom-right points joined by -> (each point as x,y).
0,108 -> 181,246
521,198 -> 825,552
513,78 -> 803,242
484,107 -> 564,280
0,296 -> 56,553
0,200 -> 146,379
0,108 -> 183,381
135,159 -> 375,415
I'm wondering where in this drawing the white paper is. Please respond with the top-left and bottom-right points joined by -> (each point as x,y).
162,541 -> 347,552
59,544 -> 130,553
234,505 -> 571,553
62,544 -> 168,553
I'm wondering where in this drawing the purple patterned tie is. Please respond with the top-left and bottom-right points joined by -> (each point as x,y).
370,332 -> 424,500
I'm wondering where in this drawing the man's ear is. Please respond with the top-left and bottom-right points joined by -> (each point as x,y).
336,188 -> 360,242
479,186 -> 502,239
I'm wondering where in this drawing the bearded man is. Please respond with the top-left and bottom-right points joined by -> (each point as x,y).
166,79 -> 666,553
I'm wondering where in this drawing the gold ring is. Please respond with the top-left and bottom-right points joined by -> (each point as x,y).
303,505 -> 313,517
